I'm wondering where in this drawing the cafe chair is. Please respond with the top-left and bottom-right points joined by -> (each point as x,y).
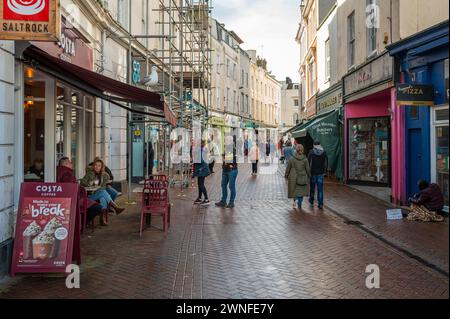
140,180 -> 171,237
78,187 -> 92,234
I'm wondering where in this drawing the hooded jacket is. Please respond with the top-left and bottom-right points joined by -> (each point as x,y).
57,165 -> 77,183
308,145 -> 328,176
285,153 -> 311,198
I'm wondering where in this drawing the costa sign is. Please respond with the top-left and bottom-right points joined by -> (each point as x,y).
0,0 -> 60,41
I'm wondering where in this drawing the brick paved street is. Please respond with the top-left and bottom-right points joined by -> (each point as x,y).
0,164 -> 448,299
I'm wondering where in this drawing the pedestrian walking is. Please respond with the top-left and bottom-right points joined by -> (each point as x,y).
285,144 -> 311,209
215,135 -> 238,209
249,141 -> 260,176
308,141 -> 328,209
193,141 -> 211,205
283,140 -> 295,165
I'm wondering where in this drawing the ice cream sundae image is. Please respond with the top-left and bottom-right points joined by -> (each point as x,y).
44,218 -> 64,258
32,231 -> 55,260
22,221 -> 41,260
27,217 -> 64,260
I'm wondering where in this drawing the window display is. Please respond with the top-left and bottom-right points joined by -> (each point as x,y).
348,117 -> 390,184
434,106 -> 449,207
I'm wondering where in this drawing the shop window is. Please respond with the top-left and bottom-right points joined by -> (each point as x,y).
435,109 -> 449,122
55,84 -> 95,179
435,118 -> 449,207
23,68 -> 47,182
348,117 -> 390,184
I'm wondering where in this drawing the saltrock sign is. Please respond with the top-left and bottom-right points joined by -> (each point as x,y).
0,0 -> 60,41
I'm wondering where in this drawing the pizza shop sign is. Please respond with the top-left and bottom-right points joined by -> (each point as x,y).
0,0 -> 60,41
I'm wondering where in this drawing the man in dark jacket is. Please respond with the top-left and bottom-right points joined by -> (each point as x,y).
308,141 -> 328,209
410,180 -> 445,213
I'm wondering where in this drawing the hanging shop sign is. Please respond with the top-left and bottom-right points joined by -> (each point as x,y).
11,182 -> 80,275
31,16 -> 93,70
396,84 -> 435,106
0,0 -> 60,41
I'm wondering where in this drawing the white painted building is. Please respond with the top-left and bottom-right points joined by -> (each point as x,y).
280,79 -> 300,131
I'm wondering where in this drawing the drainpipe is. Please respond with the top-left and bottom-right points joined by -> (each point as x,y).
101,29 -> 107,160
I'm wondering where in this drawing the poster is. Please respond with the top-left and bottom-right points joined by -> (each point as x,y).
11,183 -> 79,275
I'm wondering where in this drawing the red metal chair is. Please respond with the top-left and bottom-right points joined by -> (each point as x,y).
144,175 -> 168,187
140,180 -> 171,237
78,187 -> 89,234
78,187 -> 105,233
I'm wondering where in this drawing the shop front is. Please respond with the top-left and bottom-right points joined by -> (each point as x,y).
16,23 -> 170,188
292,109 -> 343,180
387,21 -> 449,209
343,51 -> 399,201
19,17 -> 95,182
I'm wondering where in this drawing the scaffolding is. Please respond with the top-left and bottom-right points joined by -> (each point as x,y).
153,0 -> 213,190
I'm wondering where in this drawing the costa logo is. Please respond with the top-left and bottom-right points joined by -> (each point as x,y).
36,185 -> 63,193
3,0 -> 50,21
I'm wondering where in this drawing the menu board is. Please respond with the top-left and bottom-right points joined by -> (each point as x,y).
11,183 -> 80,275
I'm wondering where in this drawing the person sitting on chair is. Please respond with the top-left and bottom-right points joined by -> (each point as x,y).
87,157 -> 122,200
81,158 -> 125,215
57,157 -> 105,225
410,180 -> 445,215
27,158 -> 45,180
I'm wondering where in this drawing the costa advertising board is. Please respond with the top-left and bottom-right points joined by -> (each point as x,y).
0,0 -> 60,41
11,183 -> 80,275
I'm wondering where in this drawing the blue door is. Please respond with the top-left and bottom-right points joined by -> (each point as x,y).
408,129 -> 423,197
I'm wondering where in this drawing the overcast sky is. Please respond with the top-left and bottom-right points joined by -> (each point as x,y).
213,0 -> 300,83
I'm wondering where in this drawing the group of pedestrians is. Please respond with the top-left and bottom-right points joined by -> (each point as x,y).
285,140 -> 328,210
192,135 -> 329,211
192,136 -> 238,209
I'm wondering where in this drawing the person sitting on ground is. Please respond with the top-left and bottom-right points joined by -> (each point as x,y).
56,157 -> 105,226
81,158 -> 125,215
27,158 -> 45,180
410,180 -> 445,214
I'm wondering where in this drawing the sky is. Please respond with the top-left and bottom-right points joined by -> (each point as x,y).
213,0 -> 300,83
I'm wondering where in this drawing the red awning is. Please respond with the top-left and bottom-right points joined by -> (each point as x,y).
23,45 -> 176,125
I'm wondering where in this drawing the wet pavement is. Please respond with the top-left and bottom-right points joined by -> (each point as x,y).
0,164 -> 448,299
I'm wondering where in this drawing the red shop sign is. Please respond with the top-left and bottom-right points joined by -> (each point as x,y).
0,0 -> 60,41
11,182 -> 80,276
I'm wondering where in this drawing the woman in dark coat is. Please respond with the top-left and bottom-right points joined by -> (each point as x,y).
285,144 -> 311,209
193,141 -> 211,205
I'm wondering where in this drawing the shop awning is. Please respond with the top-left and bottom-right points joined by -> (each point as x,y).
292,109 -> 344,179
23,45 -> 177,125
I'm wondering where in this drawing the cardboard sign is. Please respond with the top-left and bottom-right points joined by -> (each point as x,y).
386,209 -> 404,220
0,0 -> 60,41
11,182 -> 80,275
